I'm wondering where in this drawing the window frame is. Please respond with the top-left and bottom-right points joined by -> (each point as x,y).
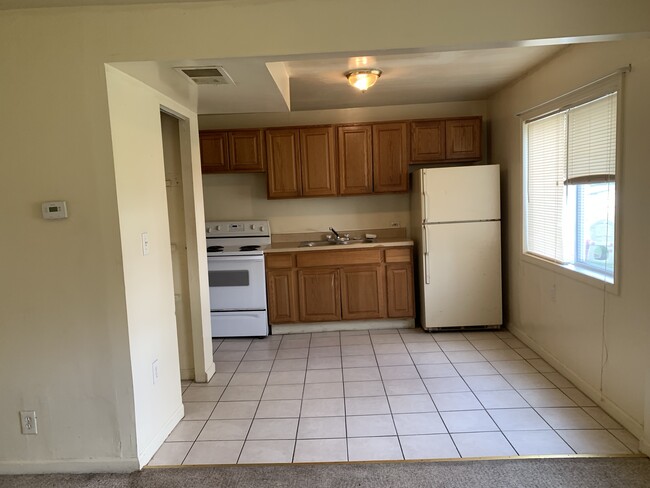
520,72 -> 624,291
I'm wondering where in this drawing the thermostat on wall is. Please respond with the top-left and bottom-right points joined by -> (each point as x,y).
41,201 -> 68,220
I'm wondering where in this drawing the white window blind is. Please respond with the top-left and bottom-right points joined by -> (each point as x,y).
566,93 -> 617,184
524,88 -> 619,280
526,112 -> 568,263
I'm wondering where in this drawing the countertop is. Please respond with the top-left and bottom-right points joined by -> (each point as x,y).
264,238 -> 414,254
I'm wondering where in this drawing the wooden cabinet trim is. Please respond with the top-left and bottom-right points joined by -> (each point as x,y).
265,253 -> 295,269
296,249 -> 383,268
385,247 -> 412,263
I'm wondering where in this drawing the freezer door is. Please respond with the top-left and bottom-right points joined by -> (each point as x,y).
421,221 -> 502,329
422,165 -> 500,223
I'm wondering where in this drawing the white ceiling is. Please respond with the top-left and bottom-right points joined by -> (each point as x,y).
114,45 -> 563,115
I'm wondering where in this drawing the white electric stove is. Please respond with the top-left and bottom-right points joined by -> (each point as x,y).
205,220 -> 271,338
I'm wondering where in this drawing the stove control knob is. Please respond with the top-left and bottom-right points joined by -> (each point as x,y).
250,224 -> 255,230
260,225 -> 265,232
216,225 -> 222,231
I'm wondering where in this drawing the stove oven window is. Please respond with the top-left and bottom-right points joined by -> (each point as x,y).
209,270 -> 250,287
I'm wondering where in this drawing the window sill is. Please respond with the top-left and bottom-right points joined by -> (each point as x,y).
521,252 -> 619,295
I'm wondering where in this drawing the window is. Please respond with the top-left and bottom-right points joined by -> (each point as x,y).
523,87 -> 619,284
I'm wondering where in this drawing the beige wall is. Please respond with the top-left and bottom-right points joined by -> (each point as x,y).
106,67 -> 189,466
201,102 -> 486,235
1,0 -> 649,474
489,39 -> 650,450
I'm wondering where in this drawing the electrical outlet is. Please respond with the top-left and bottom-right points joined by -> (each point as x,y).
20,411 -> 37,435
390,221 -> 401,228
152,359 -> 159,385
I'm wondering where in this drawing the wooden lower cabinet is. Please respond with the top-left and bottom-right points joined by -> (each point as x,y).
386,263 -> 414,318
266,269 -> 298,324
340,265 -> 386,320
266,247 -> 414,325
298,268 -> 341,322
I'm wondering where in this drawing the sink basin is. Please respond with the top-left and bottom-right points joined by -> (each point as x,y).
299,240 -> 336,247
298,238 -> 374,248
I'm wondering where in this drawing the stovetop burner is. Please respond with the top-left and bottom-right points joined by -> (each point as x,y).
207,245 -> 224,252
240,245 -> 260,252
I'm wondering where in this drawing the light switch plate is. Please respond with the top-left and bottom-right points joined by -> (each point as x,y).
141,232 -> 150,256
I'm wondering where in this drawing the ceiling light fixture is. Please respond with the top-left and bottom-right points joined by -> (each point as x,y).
345,69 -> 382,92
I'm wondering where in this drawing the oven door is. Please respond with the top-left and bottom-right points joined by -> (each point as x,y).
207,255 -> 267,311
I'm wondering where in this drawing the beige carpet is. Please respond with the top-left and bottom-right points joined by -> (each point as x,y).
1,456 -> 650,487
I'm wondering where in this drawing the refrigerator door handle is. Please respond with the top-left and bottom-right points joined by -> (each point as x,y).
423,225 -> 430,284
423,191 -> 428,224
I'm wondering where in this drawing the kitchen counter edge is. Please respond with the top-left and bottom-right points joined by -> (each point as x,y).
264,239 -> 414,254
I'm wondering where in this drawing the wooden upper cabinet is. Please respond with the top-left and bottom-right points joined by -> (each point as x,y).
199,131 -> 229,173
338,125 -> 373,196
445,117 -> 482,161
228,130 -> 265,172
199,129 -> 265,173
411,120 -> 445,162
266,129 -> 302,199
373,122 -> 409,193
300,126 -> 337,197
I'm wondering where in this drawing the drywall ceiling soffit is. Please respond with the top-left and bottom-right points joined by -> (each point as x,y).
112,45 -> 563,115
283,46 -> 563,111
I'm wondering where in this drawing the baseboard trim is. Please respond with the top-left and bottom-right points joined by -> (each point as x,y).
272,319 -> 415,335
508,324 -> 644,441
0,458 -> 139,475
180,368 -> 195,381
137,403 -> 184,468
639,438 -> 649,457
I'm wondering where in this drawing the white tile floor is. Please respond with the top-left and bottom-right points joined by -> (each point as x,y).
149,328 -> 640,466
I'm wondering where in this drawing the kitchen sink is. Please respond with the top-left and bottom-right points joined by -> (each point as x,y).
299,240 -> 336,247
298,238 -> 374,247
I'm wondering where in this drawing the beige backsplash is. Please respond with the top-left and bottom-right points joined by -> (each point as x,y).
271,227 -> 407,243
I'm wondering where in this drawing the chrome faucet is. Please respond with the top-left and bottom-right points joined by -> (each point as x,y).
329,227 -> 341,238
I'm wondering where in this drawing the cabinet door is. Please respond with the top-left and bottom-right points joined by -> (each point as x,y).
199,131 -> 229,173
386,263 -> 414,318
410,120 -> 445,162
266,129 -> 301,198
445,117 -> 482,161
298,268 -> 340,322
340,265 -> 386,320
266,269 -> 298,324
373,122 -> 409,193
337,125 -> 372,195
229,129 -> 265,172
300,126 -> 337,197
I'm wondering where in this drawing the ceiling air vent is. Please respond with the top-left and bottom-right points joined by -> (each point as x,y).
174,66 -> 235,86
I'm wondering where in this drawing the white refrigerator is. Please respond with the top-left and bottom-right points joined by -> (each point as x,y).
410,165 -> 502,330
